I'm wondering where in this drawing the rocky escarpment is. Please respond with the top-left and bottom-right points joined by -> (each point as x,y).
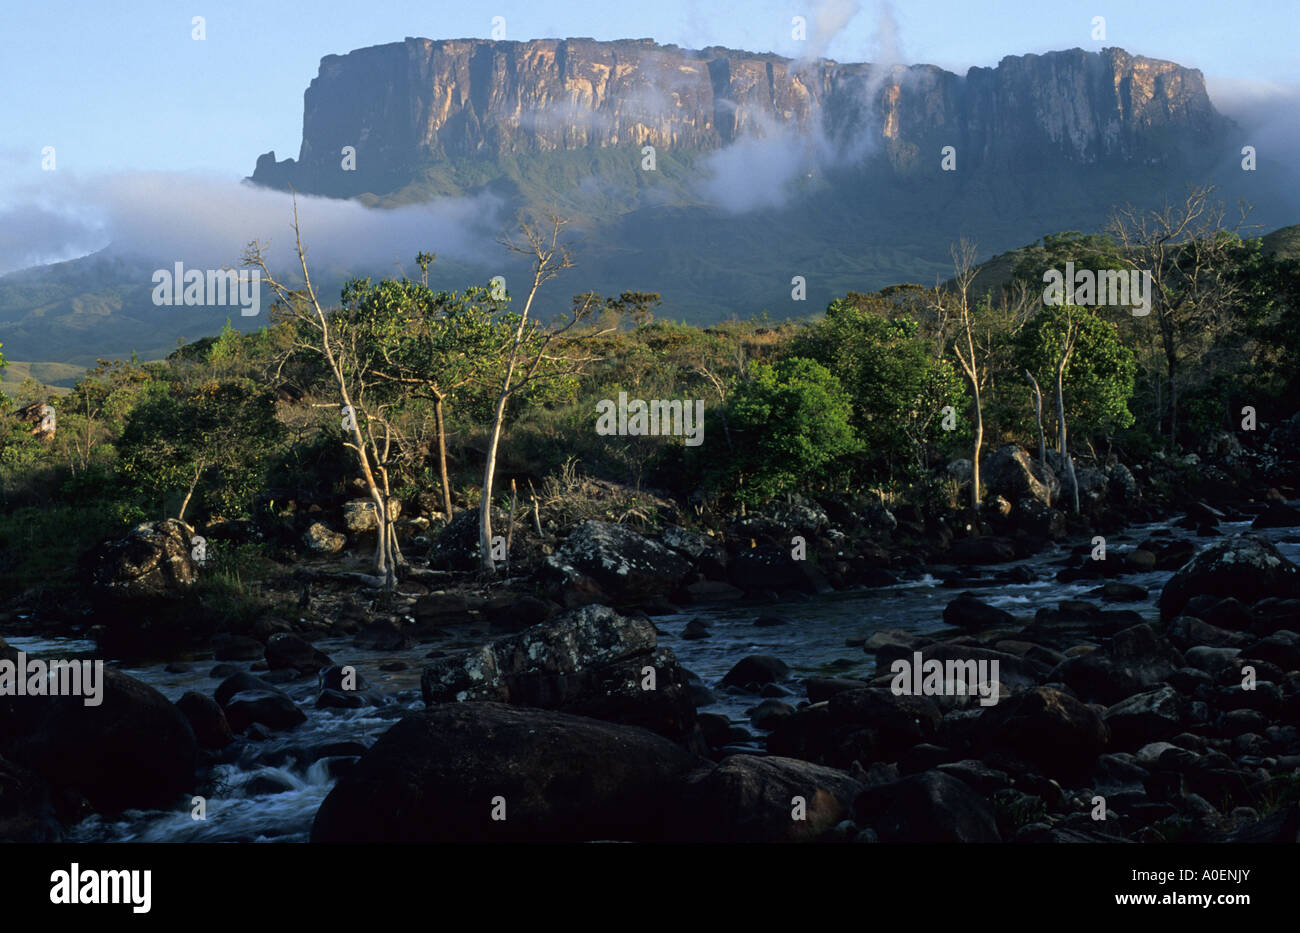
251,37 -> 1230,198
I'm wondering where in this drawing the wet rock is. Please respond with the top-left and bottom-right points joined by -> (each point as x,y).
1166,616 -> 1252,652
942,593 -> 1016,630
1183,646 -> 1241,676
317,689 -> 365,710
1243,630 -> 1300,672
223,689 -> 307,732
8,669 -> 197,813
681,618 -> 710,640
748,699 -> 796,730
805,677 -> 868,704
1251,501 -> 1300,529
175,690 -> 234,750
1101,582 -> 1148,603
353,619 -> 411,651
311,703 -> 700,842
265,632 -> 333,674
854,770 -> 1001,842
683,580 -> 744,602
1159,534 -> 1300,621
721,655 -> 791,688
677,755 -> 865,842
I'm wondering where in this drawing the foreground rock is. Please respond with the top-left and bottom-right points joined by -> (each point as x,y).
676,755 -> 865,842
6,669 -> 196,813
421,604 -> 697,742
311,703 -> 700,842
855,770 -> 1001,842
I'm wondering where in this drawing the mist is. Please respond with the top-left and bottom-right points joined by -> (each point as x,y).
0,170 -> 505,280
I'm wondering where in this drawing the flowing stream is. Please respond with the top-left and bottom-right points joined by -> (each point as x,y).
12,516 -> 1297,842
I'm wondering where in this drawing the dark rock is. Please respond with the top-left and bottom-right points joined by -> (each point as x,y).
265,632 -> 333,673
1159,534 -> 1300,621
748,699 -> 795,730
0,755 -> 61,842
728,548 -> 832,594
721,655 -> 791,688
1251,501 -> 1300,529
805,677 -> 868,704
976,686 -> 1109,777
681,618 -> 710,640
1104,686 -> 1188,747
9,669 -> 196,813
946,536 -> 1018,565
211,633 -> 264,661
942,593 -> 1016,630
223,690 -> 307,732
90,519 -> 198,600
1051,623 -> 1185,704
354,619 -> 411,651
311,703 -> 700,842
854,770 -> 1001,842
982,444 -> 1058,507
317,689 -> 366,710
677,755 -> 865,842
175,690 -> 234,750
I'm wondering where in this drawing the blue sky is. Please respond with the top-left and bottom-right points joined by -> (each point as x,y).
1,0 -> 1296,180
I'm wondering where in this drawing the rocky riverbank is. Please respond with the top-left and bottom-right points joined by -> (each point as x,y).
3,417 -> 1300,843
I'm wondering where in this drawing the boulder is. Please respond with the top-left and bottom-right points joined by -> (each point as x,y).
421,605 -> 695,742
8,669 -> 196,813
542,521 -> 691,605
727,547 -> 832,594
342,497 -> 400,535
1103,686 -> 1187,747
943,593 -> 1016,630
676,755 -> 865,842
721,655 -> 791,688
982,444 -> 1059,507
854,770 -> 1001,842
265,632 -> 333,674
301,522 -> 345,554
1159,534 -> 1299,622
311,703 -> 700,842
175,690 -> 234,750
90,519 -> 198,599
1051,623 -> 1185,704
976,686 -> 1109,777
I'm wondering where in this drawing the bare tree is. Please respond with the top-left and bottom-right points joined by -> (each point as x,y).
1025,369 -> 1048,468
478,214 -> 613,573
243,195 -> 401,592
1107,186 -> 1253,444
939,239 -> 985,508
1052,312 -> 1081,514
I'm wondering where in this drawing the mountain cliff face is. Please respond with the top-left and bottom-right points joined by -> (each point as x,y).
251,38 -> 1229,198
